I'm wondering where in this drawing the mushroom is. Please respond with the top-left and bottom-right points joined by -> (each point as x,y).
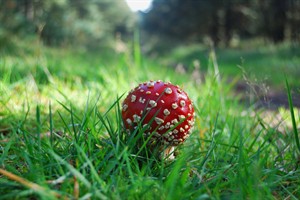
121,80 -> 195,160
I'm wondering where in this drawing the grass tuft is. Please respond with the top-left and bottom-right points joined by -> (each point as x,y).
0,41 -> 300,199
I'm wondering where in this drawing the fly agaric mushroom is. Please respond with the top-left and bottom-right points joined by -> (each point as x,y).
121,80 -> 195,160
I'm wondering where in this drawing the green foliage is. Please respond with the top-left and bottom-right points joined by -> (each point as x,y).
0,41 -> 300,199
142,0 -> 300,46
0,0 -> 136,48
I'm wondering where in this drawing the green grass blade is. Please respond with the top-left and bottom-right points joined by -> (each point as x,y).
36,105 -> 41,149
285,77 -> 300,152
74,144 -> 108,191
49,151 -> 92,189
49,101 -> 54,147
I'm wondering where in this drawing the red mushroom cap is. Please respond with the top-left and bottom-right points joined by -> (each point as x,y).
121,80 -> 195,146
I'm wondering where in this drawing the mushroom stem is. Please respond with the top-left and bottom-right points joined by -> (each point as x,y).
161,146 -> 175,161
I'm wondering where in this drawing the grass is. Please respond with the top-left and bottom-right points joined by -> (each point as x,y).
0,39 -> 300,199
157,41 -> 300,89
286,77 -> 300,152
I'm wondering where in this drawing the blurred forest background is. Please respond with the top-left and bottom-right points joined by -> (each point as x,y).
0,0 -> 300,107
143,0 -> 300,46
0,0 -> 135,48
1,0 -> 299,48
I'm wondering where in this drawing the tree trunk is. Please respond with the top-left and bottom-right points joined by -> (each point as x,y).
224,2 -> 233,47
210,11 -> 220,47
23,0 -> 34,21
270,0 -> 287,42
289,0 -> 300,41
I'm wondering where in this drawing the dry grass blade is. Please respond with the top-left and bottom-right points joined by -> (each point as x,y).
0,168 -> 62,199
74,176 -> 79,199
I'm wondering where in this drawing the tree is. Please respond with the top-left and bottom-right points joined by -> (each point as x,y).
258,0 -> 288,42
141,0 -> 299,46
0,0 -> 136,48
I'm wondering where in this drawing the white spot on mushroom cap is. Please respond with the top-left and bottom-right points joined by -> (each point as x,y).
188,120 -> 195,126
155,117 -> 164,125
139,97 -> 146,104
172,103 -> 178,109
146,91 -> 151,95
131,95 -> 136,102
165,123 -> 170,129
149,100 -> 157,107
171,119 -> 179,124
180,100 -> 186,107
183,135 -> 189,139
163,109 -> 170,116
165,87 -> 172,94
147,81 -> 155,88
133,114 -> 141,122
126,118 -> 132,125
122,104 -> 128,111
179,115 -> 186,120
